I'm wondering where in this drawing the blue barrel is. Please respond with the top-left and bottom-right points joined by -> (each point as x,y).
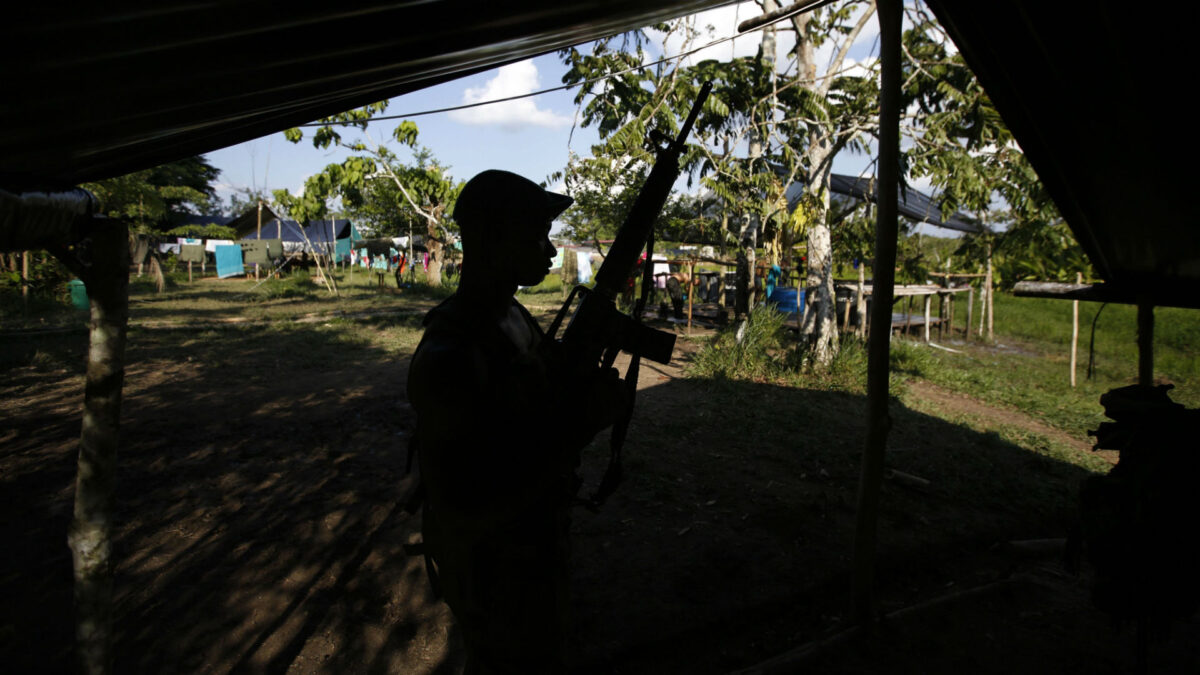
767,286 -> 804,315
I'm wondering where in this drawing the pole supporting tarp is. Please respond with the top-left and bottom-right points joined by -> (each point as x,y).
851,0 -> 900,625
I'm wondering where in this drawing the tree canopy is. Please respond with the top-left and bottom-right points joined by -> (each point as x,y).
282,109 -> 463,286
82,156 -> 222,235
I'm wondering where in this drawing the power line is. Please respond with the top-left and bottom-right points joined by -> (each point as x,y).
297,20 -> 774,128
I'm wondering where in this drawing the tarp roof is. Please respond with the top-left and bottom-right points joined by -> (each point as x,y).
0,1 -> 733,191
174,214 -> 235,229
1,0 -> 1195,301
786,174 -> 982,234
242,219 -> 355,244
924,0 -> 1200,305
227,205 -> 282,239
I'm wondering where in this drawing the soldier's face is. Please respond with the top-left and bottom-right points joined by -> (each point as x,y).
507,218 -> 556,287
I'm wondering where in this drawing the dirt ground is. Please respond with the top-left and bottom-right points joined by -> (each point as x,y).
2,310 -> 1198,673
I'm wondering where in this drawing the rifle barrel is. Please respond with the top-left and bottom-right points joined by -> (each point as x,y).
591,83 -> 711,296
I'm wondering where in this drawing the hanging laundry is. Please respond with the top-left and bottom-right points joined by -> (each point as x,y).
214,244 -> 244,278
179,244 -> 206,263
576,250 -> 592,284
240,240 -> 271,265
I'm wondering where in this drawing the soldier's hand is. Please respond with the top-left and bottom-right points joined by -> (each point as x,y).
584,367 -> 627,432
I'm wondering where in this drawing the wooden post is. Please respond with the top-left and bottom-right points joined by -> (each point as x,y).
22,249 -> 30,309
977,275 -> 986,338
1070,272 -> 1080,387
855,263 -> 866,338
1138,297 -> 1154,386
187,260 -> 193,283
936,292 -> 943,340
923,293 -> 931,343
966,284 -> 974,340
842,285 -> 852,329
255,200 -> 263,280
947,288 -> 954,337
687,260 -> 695,335
985,241 -> 994,343
904,295 -> 912,337
61,218 -> 130,675
853,0 -> 900,626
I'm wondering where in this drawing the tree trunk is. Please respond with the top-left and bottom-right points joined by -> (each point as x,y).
736,216 -> 756,318
734,3 -> 777,318
800,169 -> 838,365
424,218 -> 444,286
1138,297 -> 1154,386
985,242 -> 994,342
60,218 -> 130,675
22,249 -> 30,309
855,263 -> 866,338
796,12 -> 839,367
1070,272 -> 1080,387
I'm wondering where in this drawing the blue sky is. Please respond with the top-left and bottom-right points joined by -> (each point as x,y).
207,52 -> 597,204
206,2 -> 891,219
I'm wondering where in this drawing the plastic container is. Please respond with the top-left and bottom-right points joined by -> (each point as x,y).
768,286 -> 804,315
67,279 -> 89,310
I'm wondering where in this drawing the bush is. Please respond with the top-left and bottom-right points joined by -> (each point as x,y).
0,253 -> 73,316
688,305 -> 790,381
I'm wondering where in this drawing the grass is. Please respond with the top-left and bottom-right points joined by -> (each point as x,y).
7,262 -> 1194,473
928,292 -> 1199,430
684,292 -> 1197,480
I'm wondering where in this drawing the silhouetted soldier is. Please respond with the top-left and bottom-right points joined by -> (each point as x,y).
407,170 -> 622,673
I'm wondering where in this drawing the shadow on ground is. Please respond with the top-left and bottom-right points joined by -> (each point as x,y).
1,318 -> 455,674
3,324 -> 1195,673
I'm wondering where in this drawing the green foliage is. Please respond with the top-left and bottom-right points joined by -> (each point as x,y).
251,274 -> 321,301
688,306 -> 790,381
284,108 -> 464,283
900,8 -> 1095,287
81,156 -> 221,235
0,252 -> 74,316
343,172 -> 423,238
165,223 -> 238,240
224,187 -> 271,216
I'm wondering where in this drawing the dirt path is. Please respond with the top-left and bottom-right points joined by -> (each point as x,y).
904,379 -> 1117,464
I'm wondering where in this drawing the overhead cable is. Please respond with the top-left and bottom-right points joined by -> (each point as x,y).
298,4 -> 821,129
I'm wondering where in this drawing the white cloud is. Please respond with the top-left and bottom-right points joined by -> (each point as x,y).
449,60 -> 571,130
655,2 -> 777,64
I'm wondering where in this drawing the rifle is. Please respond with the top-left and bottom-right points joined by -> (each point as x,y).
545,81 -> 712,508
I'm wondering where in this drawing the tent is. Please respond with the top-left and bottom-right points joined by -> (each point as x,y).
241,219 -> 358,254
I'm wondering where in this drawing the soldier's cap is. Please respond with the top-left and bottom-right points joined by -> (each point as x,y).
453,169 -> 573,229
